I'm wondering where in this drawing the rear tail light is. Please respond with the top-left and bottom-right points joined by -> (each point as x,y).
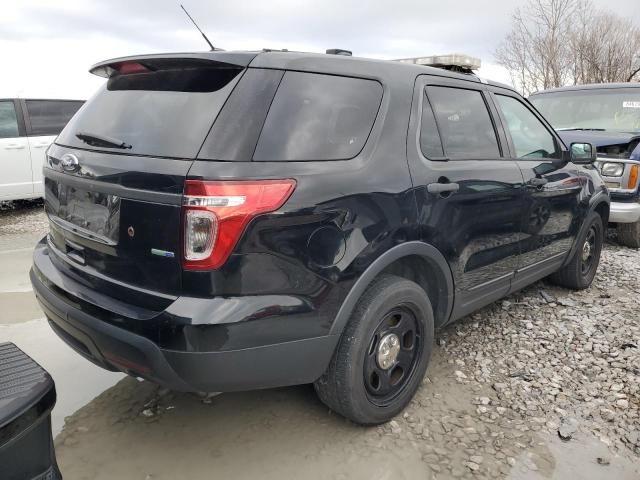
182,179 -> 296,270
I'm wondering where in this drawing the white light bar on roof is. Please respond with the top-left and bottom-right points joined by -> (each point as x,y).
395,54 -> 481,70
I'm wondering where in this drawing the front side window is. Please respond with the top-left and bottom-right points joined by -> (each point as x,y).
426,86 -> 500,159
253,72 -> 382,161
0,101 -> 19,139
495,95 -> 559,159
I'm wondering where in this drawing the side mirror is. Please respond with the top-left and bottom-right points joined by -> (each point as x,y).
569,142 -> 597,164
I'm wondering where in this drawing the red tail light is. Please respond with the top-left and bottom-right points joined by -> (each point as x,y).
182,179 -> 296,270
113,61 -> 149,75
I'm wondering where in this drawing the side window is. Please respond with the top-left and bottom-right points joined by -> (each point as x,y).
495,95 -> 559,159
427,86 -> 500,159
25,100 -> 84,136
420,91 -> 444,158
253,72 -> 382,161
0,101 -> 20,139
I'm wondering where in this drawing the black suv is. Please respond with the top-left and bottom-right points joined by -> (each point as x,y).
31,50 -> 608,424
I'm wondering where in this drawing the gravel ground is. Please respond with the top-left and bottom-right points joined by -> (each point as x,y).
0,199 -> 48,236
2,202 -> 638,479
437,234 -> 639,456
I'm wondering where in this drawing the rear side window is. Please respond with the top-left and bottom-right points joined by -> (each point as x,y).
0,101 -> 19,139
253,72 -> 382,161
56,61 -> 244,159
427,86 -> 500,159
420,92 -> 444,158
25,100 -> 84,136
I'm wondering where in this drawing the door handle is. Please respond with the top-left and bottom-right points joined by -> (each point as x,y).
4,144 -> 25,150
32,143 -> 51,148
427,182 -> 460,194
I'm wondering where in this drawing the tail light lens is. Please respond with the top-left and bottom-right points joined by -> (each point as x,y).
182,179 -> 296,270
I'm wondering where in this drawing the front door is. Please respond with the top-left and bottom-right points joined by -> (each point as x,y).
489,91 -> 582,289
406,77 -> 525,322
0,100 -> 32,200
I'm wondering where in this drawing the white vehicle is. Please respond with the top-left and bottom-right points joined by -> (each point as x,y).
0,98 -> 83,201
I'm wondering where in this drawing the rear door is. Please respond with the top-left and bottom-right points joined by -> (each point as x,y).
406,76 -> 525,321
22,99 -> 84,196
0,99 -> 32,200
43,55 -> 250,306
489,89 -> 580,288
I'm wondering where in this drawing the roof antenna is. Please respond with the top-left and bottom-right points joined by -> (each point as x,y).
180,4 -> 216,51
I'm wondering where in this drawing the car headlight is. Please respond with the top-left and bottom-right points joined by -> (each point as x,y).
600,162 -> 624,177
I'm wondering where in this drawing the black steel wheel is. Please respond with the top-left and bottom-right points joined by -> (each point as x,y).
580,225 -> 597,276
314,274 -> 434,425
550,211 -> 603,290
363,306 -> 423,406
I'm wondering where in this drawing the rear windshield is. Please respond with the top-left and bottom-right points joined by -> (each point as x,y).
56,62 -> 243,159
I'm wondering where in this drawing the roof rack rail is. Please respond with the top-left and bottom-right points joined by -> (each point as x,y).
394,54 -> 481,75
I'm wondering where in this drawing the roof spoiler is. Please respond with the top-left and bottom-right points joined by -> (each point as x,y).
89,52 -> 257,78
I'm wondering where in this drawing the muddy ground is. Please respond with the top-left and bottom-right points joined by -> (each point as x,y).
1,200 -> 638,480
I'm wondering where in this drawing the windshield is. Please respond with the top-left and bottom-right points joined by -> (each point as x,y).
530,88 -> 640,133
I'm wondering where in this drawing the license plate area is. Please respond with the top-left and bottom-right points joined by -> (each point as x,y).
46,179 -> 120,245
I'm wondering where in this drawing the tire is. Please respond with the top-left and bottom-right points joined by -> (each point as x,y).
549,211 -> 603,290
314,274 -> 434,425
617,221 -> 640,248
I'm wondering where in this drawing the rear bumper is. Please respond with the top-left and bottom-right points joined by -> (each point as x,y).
31,248 -> 338,393
609,201 -> 640,223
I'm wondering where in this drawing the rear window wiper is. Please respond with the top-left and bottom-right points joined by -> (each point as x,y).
76,131 -> 132,149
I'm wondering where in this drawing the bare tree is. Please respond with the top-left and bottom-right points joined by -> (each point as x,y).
497,0 -> 640,94
496,0 -> 576,95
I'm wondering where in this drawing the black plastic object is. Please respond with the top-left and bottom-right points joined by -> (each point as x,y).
0,342 -> 61,480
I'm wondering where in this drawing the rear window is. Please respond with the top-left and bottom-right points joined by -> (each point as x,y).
25,100 -> 84,136
253,72 -> 382,161
56,61 -> 243,159
427,86 -> 500,159
0,101 -> 19,139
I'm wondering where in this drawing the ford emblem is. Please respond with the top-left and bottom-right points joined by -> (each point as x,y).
60,153 -> 80,172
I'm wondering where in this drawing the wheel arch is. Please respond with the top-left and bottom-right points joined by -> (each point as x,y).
329,242 -> 454,337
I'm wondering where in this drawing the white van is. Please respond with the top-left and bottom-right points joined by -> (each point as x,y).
0,98 -> 84,201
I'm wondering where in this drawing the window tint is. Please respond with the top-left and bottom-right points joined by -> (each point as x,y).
0,101 -> 19,139
199,68 -> 284,161
495,95 -> 558,159
56,66 -> 242,158
427,86 -> 500,159
420,91 -> 444,157
26,100 -> 84,136
253,72 -> 382,161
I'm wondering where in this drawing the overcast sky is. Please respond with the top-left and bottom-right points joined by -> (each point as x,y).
2,0 -> 639,99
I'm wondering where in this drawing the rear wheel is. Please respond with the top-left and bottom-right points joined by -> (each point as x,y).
549,211 -> 603,289
617,221 -> 640,248
314,275 -> 434,425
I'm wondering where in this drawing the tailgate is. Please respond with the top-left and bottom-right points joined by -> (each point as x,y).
44,144 -> 188,298
40,53 -> 252,306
